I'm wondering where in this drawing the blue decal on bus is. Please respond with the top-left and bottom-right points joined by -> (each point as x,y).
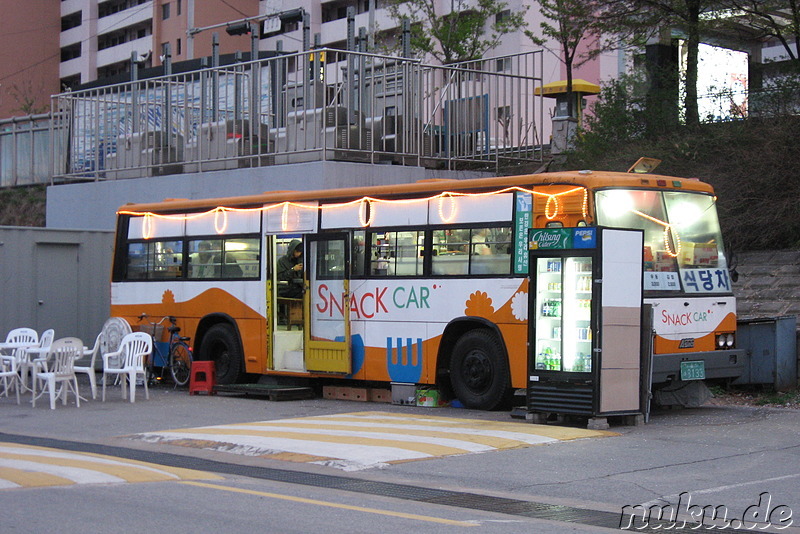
387,337 -> 423,383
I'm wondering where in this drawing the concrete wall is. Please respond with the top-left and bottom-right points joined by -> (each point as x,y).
47,160 -> 491,231
0,227 -> 114,345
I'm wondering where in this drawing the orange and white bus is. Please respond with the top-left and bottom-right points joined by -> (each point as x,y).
110,169 -> 744,409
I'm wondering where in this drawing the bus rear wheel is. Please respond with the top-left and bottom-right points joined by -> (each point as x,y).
449,329 -> 510,410
199,324 -> 243,385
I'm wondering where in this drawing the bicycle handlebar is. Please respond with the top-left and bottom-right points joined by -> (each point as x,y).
138,313 -> 177,325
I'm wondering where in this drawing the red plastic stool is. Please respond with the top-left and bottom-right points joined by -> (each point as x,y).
189,361 -> 216,395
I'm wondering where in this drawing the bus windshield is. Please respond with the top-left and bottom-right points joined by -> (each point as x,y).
595,189 -> 731,294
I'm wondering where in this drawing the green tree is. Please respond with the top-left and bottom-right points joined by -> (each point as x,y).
719,0 -> 800,68
595,0 -> 727,126
525,0 -> 605,118
386,0 -> 526,64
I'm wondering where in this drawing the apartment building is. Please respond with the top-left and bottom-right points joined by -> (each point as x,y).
59,0 -> 259,88
0,2 -> 61,118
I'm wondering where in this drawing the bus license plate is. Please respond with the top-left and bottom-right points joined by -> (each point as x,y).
680,360 -> 706,381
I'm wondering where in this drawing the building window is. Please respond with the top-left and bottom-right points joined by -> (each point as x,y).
162,3 -> 170,20
176,38 -> 182,55
496,57 -> 511,72
61,11 -> 82,31
177,0 -> 182,16
60,44 -> 81,62
495,9 -> 510,24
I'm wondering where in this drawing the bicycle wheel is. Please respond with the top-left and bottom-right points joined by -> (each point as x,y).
169,342 -> 192,386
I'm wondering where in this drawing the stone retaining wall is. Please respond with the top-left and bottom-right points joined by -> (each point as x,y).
733,250 -> 800,320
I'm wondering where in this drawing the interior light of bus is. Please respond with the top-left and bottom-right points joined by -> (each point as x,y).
668,202 -> 702,227
599,190 -> 633,218
224,242 -> 250,251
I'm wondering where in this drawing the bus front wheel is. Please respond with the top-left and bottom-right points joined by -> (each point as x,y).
449,329 -> 510,410
200,324 -> 243,385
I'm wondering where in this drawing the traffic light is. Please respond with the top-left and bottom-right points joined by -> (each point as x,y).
225,22 -> 251,36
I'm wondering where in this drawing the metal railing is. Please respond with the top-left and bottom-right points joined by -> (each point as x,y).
49,48 -> 544,182
0,114 -> 53,187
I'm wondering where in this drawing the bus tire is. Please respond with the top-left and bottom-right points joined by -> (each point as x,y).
199,324 -> 243,385
449,329 -> 510,410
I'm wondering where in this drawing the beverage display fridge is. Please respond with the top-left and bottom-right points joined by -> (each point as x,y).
527,227 -> 645,423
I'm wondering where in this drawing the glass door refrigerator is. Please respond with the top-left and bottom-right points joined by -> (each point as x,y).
528,227 -> 644,423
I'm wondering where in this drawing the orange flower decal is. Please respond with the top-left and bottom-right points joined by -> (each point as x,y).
162,289 -> 176,304
465,291 -> 495,317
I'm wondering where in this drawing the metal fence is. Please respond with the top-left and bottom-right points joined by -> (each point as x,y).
49,49 -> 545,182
0,114 -> 53,187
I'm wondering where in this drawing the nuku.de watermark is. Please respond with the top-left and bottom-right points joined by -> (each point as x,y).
620,492 -> 793,530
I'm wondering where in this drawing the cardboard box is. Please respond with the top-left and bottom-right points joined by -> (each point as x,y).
679,242 -> 718,267
416,387 -> 448,407
391,382 -> 417,405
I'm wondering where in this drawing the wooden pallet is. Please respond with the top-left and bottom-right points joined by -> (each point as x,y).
212,383 -> 314,401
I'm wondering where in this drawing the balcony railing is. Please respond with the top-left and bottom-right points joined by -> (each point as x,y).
49,48 -> 545,182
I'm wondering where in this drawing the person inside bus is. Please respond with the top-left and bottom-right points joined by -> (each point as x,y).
278,239 -> 304,298
192,241 -> 220,278
471,228 -> 492,255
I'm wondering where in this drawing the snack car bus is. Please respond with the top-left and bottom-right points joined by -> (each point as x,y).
110,170 -> 744,409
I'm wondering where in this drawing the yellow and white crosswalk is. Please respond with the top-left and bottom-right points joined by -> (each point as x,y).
0,443 -> 221,490
130,411 -> 616,471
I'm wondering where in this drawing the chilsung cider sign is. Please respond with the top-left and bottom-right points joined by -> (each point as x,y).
529,228 -> 596,250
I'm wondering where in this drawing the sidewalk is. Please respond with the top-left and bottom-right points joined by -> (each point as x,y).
2,375 -> 799,532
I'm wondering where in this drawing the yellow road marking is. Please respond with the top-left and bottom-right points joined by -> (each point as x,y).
0,466 -> 75,488
180,480 -> 477,527
0,443 -> 222,489
164,428 -> 470,456
300,412 -> 618,440
228,421 -> 533,449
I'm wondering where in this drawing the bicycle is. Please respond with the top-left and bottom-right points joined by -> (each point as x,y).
137,314 -> 193,387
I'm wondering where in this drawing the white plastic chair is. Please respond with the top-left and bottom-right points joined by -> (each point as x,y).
31,337 -> 83,410
74,332 -> 103,400
102,332 -> 151,403
19,329 -> 54,392
1,328 -> 38,355
0,350 -> 21,404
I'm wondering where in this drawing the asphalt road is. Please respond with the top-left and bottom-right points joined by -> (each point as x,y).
2,378 -> 799,533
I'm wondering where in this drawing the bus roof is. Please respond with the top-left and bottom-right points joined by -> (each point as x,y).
118,170 -> 716,214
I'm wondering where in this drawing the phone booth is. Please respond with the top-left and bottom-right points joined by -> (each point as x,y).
527,227 -> 645,428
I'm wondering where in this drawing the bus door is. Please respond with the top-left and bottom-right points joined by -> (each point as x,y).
268,235 -> 307,372
305,233 -> 351,373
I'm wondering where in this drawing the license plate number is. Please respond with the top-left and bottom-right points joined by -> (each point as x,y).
680,360 -> 706,381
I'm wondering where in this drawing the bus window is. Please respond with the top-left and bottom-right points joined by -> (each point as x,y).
596,189 -> 679,278
370,230 -> 423,276
471,227 -> 512,274
431,229 -> 468,275
125,240 -> 183,280
664,192 -> 730,293
432,227 -> 512,275
223,238 -> 260,278
352,230 -> 366,277
188,239 -> 223,278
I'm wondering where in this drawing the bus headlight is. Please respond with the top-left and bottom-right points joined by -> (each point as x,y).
716,333 -> 735,349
